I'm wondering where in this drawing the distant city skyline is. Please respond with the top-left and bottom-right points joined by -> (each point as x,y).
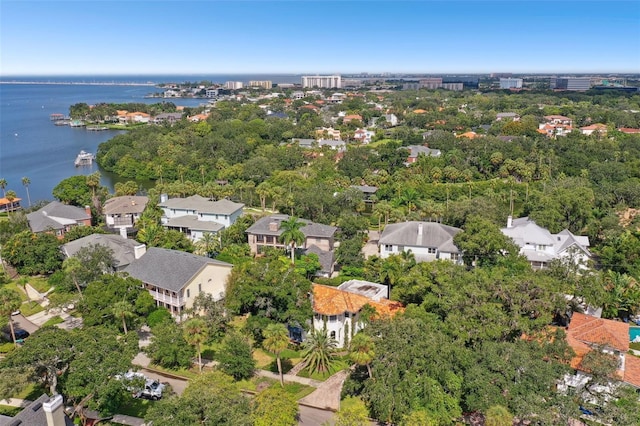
1,1 -> 638,75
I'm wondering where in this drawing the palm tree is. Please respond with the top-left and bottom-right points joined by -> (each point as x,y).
373,200 -> 393,230
62,257 -> 84,299
301,328 -> 337,376
279,216 -> 305,265
263,323 -> 290,386
112,300 -> 134,335
21,177 -> 31,207
349,333 -> 375,378
0,287 -> 22,347
183,317 -> 208,373
0,179 -> 7,198
195,232 -> 219,257
4,191 -> 16,215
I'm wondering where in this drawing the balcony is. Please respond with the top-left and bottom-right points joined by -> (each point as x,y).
150,289 -> 184,308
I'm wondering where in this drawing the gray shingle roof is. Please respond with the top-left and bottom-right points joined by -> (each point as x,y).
103,196 -> 149,215
61,234 -> 143,269
350,185 -> 378,194
501,217 -> 556,246
164,215 -> 225,232
159,195 -> 243,215
405,145 -> 442,158
303,245 -> 335,275
1,394 -> 74,426
246,214 -> 337,238
379,221 -> 461,253
27,201 -> 90,233
123,247 -> 231,292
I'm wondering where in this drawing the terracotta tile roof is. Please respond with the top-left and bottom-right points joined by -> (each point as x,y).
567,312 -> 629,352
312,284 -> 403,317
0,197 -> 21,204
623,354 -> 640,387
580,124 -> 607,131
618,128 -> 640,134
413,109 -> 427,114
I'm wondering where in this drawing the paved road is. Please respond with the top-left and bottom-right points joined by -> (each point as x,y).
298,404 -> 335,425
10,314 -> 39,335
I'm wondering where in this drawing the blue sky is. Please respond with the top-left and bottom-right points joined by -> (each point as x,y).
1,0 -> 639,75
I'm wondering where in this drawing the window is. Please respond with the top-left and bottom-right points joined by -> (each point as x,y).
314,313 -> 322,321
344,312 -> 350,318
451,253 -> 460,261
536,245 -> 547,251
186,289 -> 190,298
384,244 -> 393,252
198,284 -> 202,292
427,247 -> 437,254
256,235 -> 264,243
330,331 -> 336,340
329,315 -> 337,323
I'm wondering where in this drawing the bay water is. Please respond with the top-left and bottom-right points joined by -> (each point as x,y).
0,74 -> 300,204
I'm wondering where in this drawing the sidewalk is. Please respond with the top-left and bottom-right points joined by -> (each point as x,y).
0,398 -> 30,408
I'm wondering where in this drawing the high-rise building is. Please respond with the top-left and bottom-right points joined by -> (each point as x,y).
499,78 -> 523,89
248,80 -> 273,89
419,78 -> 443,89
225,81 -> 244,90
301,75 -> 342,88
550,77 -> 591,91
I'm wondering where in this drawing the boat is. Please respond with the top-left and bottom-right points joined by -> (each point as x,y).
86,125 -> 108,131
74,150 -> 95,167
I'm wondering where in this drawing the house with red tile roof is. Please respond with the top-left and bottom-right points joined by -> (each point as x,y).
538,115 -> 573,138
579,123 -> 607,136
617,128 -> 640,134
312,280 -> 404,347
0,196 -> 22,213
559,312 -> 640,394
343,114 -> 363,124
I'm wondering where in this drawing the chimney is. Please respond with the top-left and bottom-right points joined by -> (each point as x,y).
160,193 -> 168,203
268,220 -> 280,232
418,223 -> 423,235
507,216 -> 513,228
134,244 -> 147,259
42,394 -> 66,426
85,205 -> 91,216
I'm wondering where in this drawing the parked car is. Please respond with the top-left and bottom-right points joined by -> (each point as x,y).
116,371 -> 166,400
1,326 -> 30,342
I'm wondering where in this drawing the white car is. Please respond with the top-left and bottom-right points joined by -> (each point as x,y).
116,371 -> 166,400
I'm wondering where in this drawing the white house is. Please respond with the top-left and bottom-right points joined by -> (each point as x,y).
501,216 -> 591,270
158,194 -> 244,242
378,221 -> 463,264
103,196 -> 149,236
312,280 -> 403,347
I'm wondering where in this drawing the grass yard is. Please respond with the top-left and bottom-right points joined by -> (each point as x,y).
116,397 -> 153,418
3,282 -> 28,302
296,358 -> 350,381
0,405 -> 21,417
42,316 -> 64,327
18,300 -> 44,317
147,364 -> 198,380
630,342 -> 640,351
27,277 -> 51,294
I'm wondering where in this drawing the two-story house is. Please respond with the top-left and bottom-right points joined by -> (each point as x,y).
312,280 -> 403,347
403,145 -> 442,164
124,247 -> 233,319
159,194 -> 244,242
501,216 -> 591,270
27,201 -> 91,239
61,234 -> 146,271
103,196 -> 149,236
246,214 -> 337,254
378,221 -> 463,263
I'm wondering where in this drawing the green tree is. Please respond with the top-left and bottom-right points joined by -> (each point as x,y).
0,287 -> 22,347
262,323 -> 290,386
0,179 -> 6,198
183,317 -> 208,373
279,216 -> 305,264
145,370 -> 252,425
349,333 -> 375,378
62,256 -> 85,298
4,191 -> 17,215
453,215 -> 520,267
2,230 -> 63,274
145,318 -> 194,369
21,177 -> 31,207
218,332 -> 255,380
485,405 -> 513,426
301,328 -> 337,376
252,386 -> 299,426
112,300 -> 135,335
334,396 -> 370,426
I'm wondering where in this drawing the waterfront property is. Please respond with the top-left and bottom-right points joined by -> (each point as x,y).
123,247 -> 233,318
0,196 -> 22,213
27,201 -> 91,238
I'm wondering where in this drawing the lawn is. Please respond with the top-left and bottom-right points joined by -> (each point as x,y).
19,300 -> 44,317
27,277 -> 51,294
0,405 -> 21,417
3,282 -> 28,302
42,315 -> 64,327
116,397 -> 153,418
296,358 -> 350,381
147,363 -> 198,380
630,342 -> 640,351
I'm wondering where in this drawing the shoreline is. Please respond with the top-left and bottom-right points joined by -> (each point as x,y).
0,81 -> 157,86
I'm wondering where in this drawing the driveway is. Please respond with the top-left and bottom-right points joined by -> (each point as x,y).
362,230 -> 380,258
10,314 -> 39,335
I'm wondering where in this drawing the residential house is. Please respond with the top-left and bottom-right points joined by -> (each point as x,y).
61,234 -> 146,271
312,280 -> 404,347
384,113 -> 398,126
291,138 -> 316,149
317,139 -> 346,150
378,221 -> 463,263
501,216 -> 591,270
580,123 -> 607,136
538,115 -> 573,138
0,196 -> 21,213
126,112 -> 151,123
495,112 -> 520,121
353,128 -> 375,144
618,128 -> 640,134
159,194 -> 244,242
103,195 -> 149,236
315,127 -> 342,140
153,112 -> 183,124
404,145 -> 442,164
559,312 -> 640,395
188,112 -> 210,122
0,394 -> 74,426
246,214 -> 337,255
123,247 -> 233,318
291,91 -> 305,100
27,201 -> 91,239
350,185 -> 378,203
343,114 -> 363,124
